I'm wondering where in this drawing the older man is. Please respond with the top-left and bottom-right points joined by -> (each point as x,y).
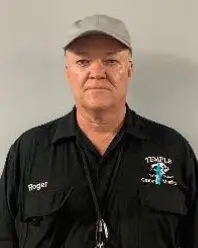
0,14 -> 197,248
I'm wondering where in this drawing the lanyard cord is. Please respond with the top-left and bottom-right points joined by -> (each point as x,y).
78,146 -> 102,220
77,138 -> 125,247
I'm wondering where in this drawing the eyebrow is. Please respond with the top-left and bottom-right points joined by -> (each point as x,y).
105,51 -> 118,56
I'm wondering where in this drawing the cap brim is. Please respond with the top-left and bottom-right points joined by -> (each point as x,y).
63,29 -> 131,51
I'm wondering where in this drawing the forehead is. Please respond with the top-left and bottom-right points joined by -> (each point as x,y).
66,34 -> 128,55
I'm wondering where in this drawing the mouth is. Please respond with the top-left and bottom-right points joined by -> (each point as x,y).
85,87 -> 111,91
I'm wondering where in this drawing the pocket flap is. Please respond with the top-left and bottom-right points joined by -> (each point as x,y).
23,187 -> 74,221
140,185 -> 187,215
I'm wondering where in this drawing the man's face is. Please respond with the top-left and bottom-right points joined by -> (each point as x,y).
65,34 -> 133,110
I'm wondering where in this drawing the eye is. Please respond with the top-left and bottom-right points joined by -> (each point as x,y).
76,59 -> 90,66
105,59 -> 119,65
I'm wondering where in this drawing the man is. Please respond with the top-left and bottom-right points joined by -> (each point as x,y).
0,14 -> 197,248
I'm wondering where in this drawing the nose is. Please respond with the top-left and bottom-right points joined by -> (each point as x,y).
89,60 -> 106,79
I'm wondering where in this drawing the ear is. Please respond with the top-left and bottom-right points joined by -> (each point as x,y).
64,50 -> 69,81
64,54 -> 70,82
128,62 -> 133,78
64,64 -> 69,82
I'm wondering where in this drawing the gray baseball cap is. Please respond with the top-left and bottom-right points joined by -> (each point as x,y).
63,14 -> 132,52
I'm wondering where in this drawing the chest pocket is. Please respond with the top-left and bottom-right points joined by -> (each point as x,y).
137,184 -> 188,248
20,187 -> 74,248
139,184 -> 188,215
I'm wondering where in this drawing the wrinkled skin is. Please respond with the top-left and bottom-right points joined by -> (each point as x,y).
64,34 -> 133,112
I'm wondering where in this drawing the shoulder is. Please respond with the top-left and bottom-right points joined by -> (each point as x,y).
12,115 -> 65,154
136,112 -> 197,161
136,114 -> 198,166
139,114 -> 184,145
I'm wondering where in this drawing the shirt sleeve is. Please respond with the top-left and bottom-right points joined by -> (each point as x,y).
0,142 -> 20,248
180,140 -> 198,248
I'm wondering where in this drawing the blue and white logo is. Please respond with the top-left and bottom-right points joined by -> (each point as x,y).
141,156 -> 177,186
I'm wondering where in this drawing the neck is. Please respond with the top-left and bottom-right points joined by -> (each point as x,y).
76,104 -> 127,135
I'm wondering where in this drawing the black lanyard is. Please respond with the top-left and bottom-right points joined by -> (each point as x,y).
77,137 -> 125,248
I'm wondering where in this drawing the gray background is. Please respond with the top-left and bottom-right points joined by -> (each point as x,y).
0,0 -> 198,175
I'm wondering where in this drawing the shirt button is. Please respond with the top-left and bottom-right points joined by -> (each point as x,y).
31,217 -> 42,226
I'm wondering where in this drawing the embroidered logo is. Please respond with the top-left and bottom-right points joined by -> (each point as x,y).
28,182 -> 48,191
141,156 -> 177,186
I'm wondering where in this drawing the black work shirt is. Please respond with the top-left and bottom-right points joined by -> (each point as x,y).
0,105 -> 198,248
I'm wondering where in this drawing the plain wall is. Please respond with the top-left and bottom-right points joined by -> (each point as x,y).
0,0 -> 198,175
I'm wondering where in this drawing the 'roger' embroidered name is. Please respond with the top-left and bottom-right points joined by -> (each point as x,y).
28,182 -> 48,191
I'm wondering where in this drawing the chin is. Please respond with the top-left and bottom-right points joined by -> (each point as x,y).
84,101 -> 113,111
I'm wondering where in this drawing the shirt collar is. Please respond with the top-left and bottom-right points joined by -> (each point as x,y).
123,104 -> 148,140
52,104 -> 148,144
52,106 -> 77,144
